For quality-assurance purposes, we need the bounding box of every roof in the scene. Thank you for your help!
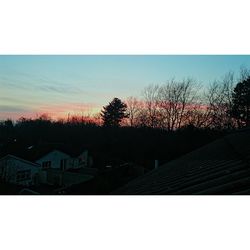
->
[0,154,40,167]
[112,128,250,195]
[13,143,87,162]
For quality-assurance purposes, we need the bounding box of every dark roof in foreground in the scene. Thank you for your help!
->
[112,129,250,195]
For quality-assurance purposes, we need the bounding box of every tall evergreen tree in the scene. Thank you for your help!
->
[231,77,250,127]
[101,98,128,127]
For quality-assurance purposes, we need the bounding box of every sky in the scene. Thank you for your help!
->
[1,55,250,120]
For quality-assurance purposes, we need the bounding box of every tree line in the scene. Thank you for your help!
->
[102,67,250,130]
[1,67,250,132]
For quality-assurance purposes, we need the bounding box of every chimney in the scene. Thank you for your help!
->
[154,160,159,169]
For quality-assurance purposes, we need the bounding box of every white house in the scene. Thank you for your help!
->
[34,149,93,186]
[0,155,40,186]
[35,149,90,171]
[36,150,72,170]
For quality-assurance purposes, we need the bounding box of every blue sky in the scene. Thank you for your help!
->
[1,55,250,120]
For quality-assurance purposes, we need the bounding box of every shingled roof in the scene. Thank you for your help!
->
[112,128,250,195]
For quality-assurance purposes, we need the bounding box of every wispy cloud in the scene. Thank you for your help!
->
[37,84,82,94]
[0,71,87,95]
[0,105,31,113]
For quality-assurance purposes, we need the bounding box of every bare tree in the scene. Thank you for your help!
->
[205,71,236,129]
[142,84,162,128]
[184,102,210,128]
[132,108,149,127]
[125,96,141,127]
[157,78,199,130]
[239,65,250,82]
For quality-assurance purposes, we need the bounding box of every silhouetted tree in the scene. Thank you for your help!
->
[239,65,250,82]
[142,84,162,128]
[125,96,142,127]
[4,119,14,130]
[205,72,236,129]
[231,76,250,127]
[158,78,199,130]
[101,98,128,127]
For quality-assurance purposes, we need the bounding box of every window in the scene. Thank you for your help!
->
[60,159,67,170]
[16,170,31,182]
[78,157,86,165]
[42,161,51,169]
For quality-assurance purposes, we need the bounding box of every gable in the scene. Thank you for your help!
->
[36,150,71,164]
[77,150,88,158]
[0,154,40,168]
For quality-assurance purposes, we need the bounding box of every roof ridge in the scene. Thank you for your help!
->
[0,154,40,167]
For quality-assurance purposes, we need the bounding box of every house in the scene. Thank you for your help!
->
[28,145,94,186]
[112,128,250,195]
[0,155,40,186]
[35,149,91,170]
[36,149,73,170]
[0,143,95,189]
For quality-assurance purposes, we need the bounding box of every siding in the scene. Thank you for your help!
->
[0,155,39,186]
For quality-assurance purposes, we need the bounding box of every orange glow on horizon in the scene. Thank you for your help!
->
[0,102,102,121]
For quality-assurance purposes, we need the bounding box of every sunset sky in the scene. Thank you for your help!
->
[1,55,250,120]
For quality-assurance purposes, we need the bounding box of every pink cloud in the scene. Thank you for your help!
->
[35,102,100,119]
[0,102,101,121]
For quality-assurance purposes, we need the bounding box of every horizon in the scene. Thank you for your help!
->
[1,55,250,120]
